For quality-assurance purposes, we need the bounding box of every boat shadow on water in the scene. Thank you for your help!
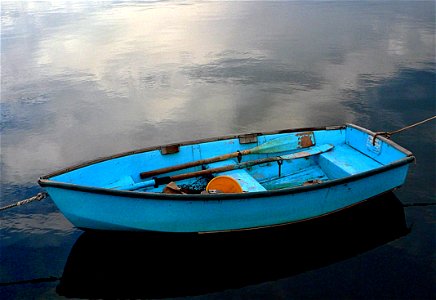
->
[57,192,409,299]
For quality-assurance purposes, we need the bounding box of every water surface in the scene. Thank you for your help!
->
[1,1,435,299]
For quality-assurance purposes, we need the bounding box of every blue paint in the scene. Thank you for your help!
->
[39,124,414,233]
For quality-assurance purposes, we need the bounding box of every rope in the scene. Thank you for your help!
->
[403,202,436,207]
[0,276,60,286]
[1,117,434,210]
[0,192,47,212]
[373,115,436,145]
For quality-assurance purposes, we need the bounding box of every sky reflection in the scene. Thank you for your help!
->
[1,1,435,190]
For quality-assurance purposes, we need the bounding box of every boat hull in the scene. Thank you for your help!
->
[41,162,410,232]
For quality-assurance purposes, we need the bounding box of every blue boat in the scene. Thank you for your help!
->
[38,124,414,233]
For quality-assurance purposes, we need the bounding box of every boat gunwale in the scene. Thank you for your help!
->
[38,156,414,201]
[38,123,415,201]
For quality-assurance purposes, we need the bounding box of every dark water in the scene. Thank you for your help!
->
[1,1,435,299]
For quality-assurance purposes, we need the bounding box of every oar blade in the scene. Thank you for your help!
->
[251,132,315,154]
[280,144,333,160]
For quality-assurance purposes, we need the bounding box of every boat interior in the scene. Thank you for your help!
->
[48,125,409,194]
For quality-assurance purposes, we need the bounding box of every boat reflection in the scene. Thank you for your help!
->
[57,192,408,299]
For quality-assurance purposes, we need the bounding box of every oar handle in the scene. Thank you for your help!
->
[122,162,249,191]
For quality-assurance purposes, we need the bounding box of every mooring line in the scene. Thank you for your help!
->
[0,276,60,286]
[373,115,436,145]
[0,192,47,212]
[403,202,436,207]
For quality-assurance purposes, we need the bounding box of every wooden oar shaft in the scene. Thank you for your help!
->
[126,144,333,191]
[140,149,250,179]
[139,133,315,179]
[169,147,327,182]
[142,155,277,188]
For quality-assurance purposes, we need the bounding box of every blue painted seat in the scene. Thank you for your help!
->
[318,144,382,179]
[207,160,267,192]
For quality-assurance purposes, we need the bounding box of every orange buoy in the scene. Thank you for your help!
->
[206,175,243,193]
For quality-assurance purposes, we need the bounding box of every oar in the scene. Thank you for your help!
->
[140,133,314,179]
[120,144,333,191]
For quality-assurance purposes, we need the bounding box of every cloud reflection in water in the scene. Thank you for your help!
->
[1,1,434,196]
